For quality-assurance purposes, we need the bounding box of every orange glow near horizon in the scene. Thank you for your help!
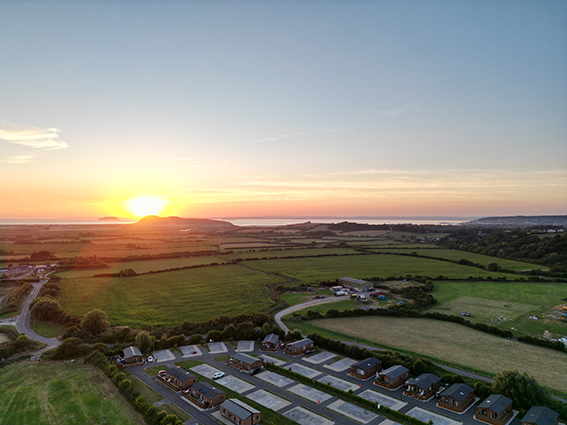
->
[125,196,169,218]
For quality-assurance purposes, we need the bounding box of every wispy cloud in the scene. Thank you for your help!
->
[0,127,68,150]
[0,155,37,164]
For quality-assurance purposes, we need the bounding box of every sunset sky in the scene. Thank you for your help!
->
[1,1,566,220]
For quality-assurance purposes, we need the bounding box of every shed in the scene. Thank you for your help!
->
[227,353,264,372]
[261,333,280,351]
[404,373,441,401]
[284,338,314,356]
[338,277,371,291]
[184,382,226,408]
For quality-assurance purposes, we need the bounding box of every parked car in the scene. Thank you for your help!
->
[213,372,225,379]
[249,368,261,375]
[158,370,166,378]
[435,387,446,398]
[147,356,154,363]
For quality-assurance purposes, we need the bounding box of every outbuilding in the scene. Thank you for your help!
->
[348,357,382,380]
[375,365,409,390]
[437,383,475,412]
[338,277,371,291]
[220,399,261,425]
[284,338,314,356]
[475,394,513,425]
[404,373,441,401]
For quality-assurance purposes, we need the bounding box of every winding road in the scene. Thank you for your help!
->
[0,274,61,353]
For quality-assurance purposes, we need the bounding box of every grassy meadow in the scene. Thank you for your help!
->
[55,255,226,278]
[0,361,144,425]
[305,316,567,393]
[372,248,543,270]
[245,254,510,283]
[58,264,287,327]
[425,281,567,336]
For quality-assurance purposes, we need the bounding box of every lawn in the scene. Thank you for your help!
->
[0,361,144,425]
[57,264,287,327]
[55,255,226,278]
[30,319,67,338]
[307,316,567,393]
[244,254,510,284]
[372,248,543,270]
[426,281,567,336]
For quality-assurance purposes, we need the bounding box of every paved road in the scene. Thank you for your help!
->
[0,274,61,353]
[275,295,350,333]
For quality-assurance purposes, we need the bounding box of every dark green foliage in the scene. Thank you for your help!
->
[81,309,110,335]
[135,330,155,352]
[492,370,551,410]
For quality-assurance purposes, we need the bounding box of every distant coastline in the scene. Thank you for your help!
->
[0,217,469,226]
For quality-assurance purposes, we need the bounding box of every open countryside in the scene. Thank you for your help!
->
[306,316,567,392]
[0,361,144,425]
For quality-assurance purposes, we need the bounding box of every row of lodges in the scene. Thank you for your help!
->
[345,357,560,425]
[371,363,560,425]
[156,367,261,424]
[261,334,315,356]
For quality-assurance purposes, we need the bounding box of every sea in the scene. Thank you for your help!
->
[0,217,474,226]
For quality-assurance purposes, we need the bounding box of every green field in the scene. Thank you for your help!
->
[55,256,226,278]
[305,316,567,393]
[0,361,144,425]
[244,254,510,284]
[372,248,543,270]
[426,281,567,336]
[219,247,360,261]
[58,264,287,327]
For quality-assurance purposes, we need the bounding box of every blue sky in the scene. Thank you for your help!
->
[1,0,565,218]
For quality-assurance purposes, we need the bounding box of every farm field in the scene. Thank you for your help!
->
[219,247,361,261]
[244,254,510,284]
[372,248,543,270]
[58,264,287,327]
[0,361,144,425]
[308,316,567,392]
[425,281,567,336]
[55,255,226,278]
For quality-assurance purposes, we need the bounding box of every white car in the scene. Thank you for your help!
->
[213,372,225,379]
[147,356,154,363]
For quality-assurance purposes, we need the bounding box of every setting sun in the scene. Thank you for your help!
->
[125,196,168,218]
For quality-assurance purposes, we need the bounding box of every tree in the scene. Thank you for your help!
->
[81,309,110,335]
[30,297,64,321]
[492,370,550,408]
[135,330,155,353]
[486,262,501,272]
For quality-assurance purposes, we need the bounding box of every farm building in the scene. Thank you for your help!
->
[404,373,441,401]
[122,346,144,366]
[183,382,225,408]
[261,333,280,351]
[338,277,371,291]
[285,338,314,356]
[475,394,513,425]
[521,406,559,425]
[227,353,264,372]
[375,365,409,390]
[437,383,475,412]
[348,357,382,380]
[158,367,197,392]
[220,399,261,425]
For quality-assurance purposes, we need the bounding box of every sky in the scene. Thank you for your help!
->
[1,0,566,220]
